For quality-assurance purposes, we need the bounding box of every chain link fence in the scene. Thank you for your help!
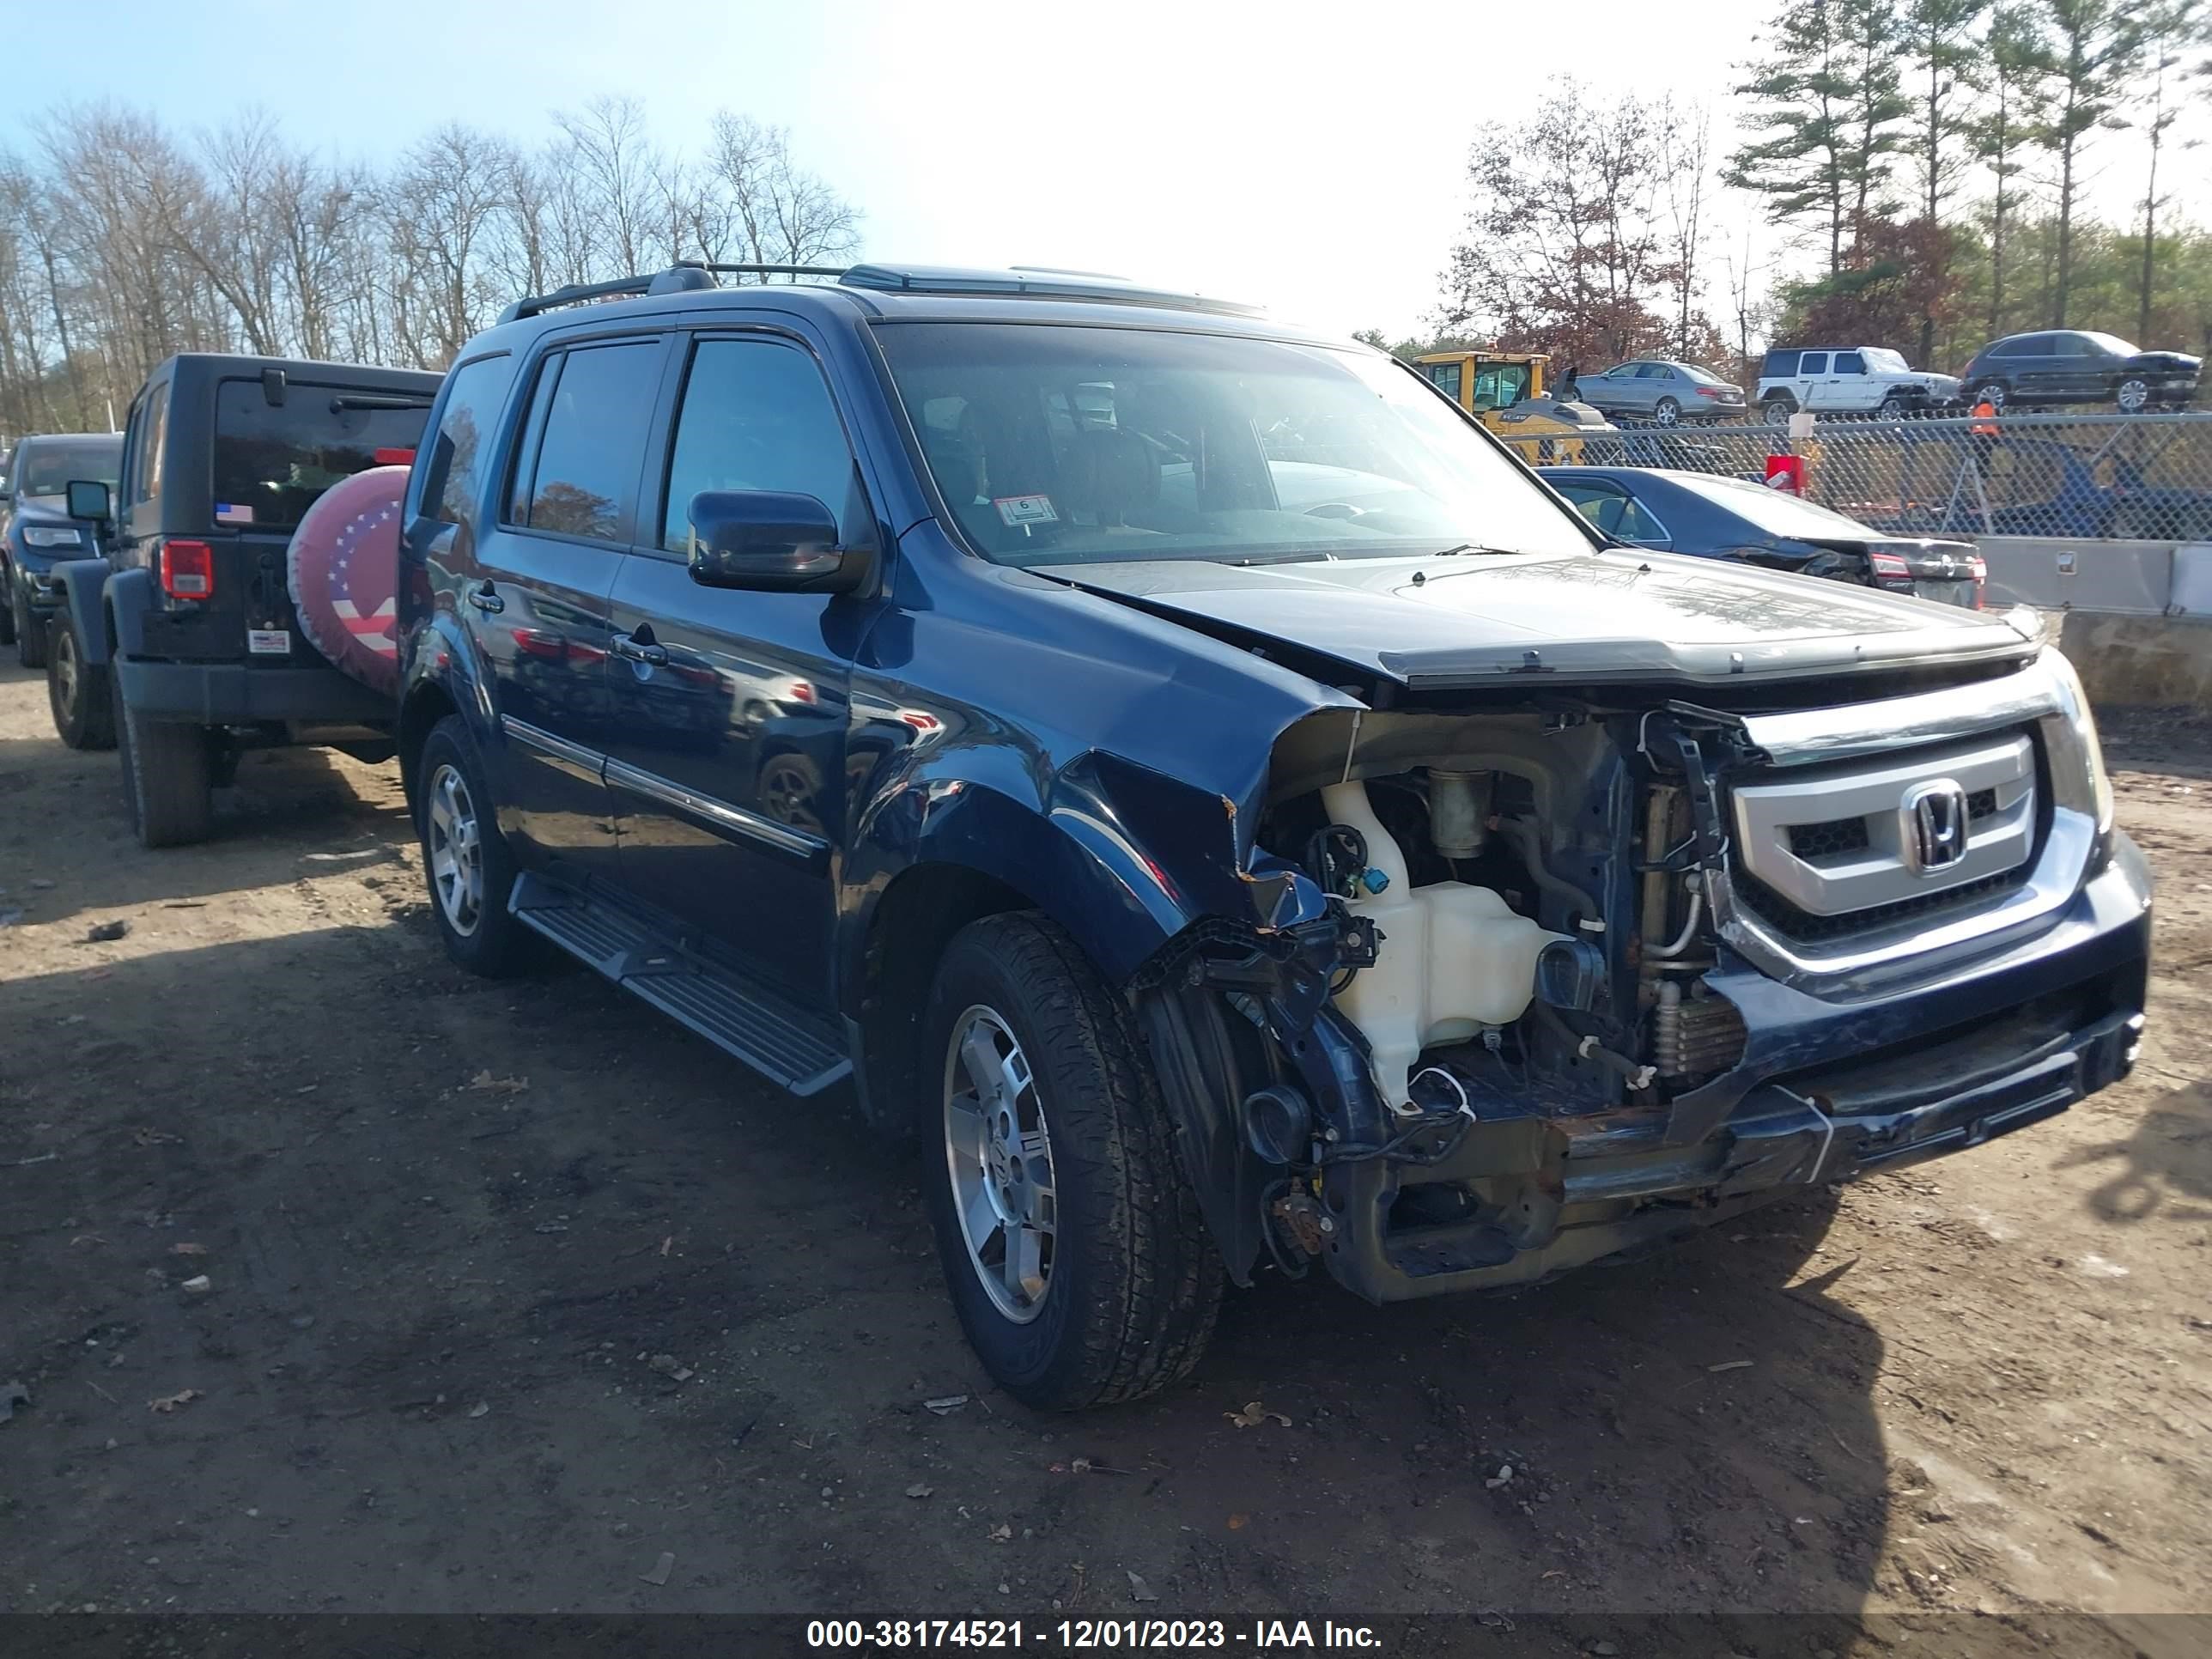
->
[1494,411,2212,543]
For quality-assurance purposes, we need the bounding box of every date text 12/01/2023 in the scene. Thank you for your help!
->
[805,1620,1384,1650]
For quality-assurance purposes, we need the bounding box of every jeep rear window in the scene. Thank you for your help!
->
[1764,350,1800,376]
[210,381,431,531]
[877,323,1597,568]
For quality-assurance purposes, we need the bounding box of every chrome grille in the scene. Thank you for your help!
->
[1729,732,2037,922]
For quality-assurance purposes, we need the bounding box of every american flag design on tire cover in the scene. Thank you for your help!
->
[286,465,409,698]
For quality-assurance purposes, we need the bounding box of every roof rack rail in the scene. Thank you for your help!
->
[496,261,852,325]
[495,260,1261,326]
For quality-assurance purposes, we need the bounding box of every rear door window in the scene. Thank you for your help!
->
[1800,352,1829,375]
[507,341,665,544]
[211,380,430,530]
[1833,352,1866,375]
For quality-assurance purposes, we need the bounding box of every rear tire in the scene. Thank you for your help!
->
[14,591,46,668]
[0,581,15,647]
[1762,397,1796,427]
[416,714,542,978]
[1972,380,2008,410]
[2116,377,2150,415]
[114,678,215,848]
[923,911,1223,1411]
[47,619,115,750]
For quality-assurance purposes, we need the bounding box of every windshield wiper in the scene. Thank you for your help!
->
[1427,544,1521,557]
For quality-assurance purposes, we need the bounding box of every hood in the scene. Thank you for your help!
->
[1054,550,2035,690]
[1914,373,1961,391]
[2126,350,2201,372]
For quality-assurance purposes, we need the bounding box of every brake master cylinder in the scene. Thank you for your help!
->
[1320,781,1562,1113]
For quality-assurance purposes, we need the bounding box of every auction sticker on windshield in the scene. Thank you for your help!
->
[994,493,1058,526]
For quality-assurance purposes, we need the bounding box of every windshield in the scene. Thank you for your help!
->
[1680,363,1732,386]
[1864,349,1911,374]
[2081,331,2138,356]
[874,323,1597,568]
[1665,472,1877,538]
[16,437,121,497]
[212,380,429,530]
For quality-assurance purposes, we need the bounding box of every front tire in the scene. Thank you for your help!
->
[416,714,541,977]
[14,590,46,668]
[47,619,116,750]
[1878,393,1907,418]
[1653,397,1680,426]
[1972,380,2008,410]
[114,678,214,848]
[924,912,1222,1411]
[2116,377,2150,414]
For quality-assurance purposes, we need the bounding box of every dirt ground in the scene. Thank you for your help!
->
[2,659,2208,1652]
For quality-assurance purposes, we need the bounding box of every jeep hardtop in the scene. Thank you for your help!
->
[395,262,2150,1409]
[46,353,440,843]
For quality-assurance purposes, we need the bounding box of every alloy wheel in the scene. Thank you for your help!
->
[942,1005,1057,1323]
[52,624,78,710]
[2117,378,2150,414]
[426,762,484,937]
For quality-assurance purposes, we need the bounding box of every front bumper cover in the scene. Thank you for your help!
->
[1321,835,2153,1304]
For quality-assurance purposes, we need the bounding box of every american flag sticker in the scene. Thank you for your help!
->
[215,502,254,525]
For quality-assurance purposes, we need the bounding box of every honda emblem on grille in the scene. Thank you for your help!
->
[1900,779,1971,874]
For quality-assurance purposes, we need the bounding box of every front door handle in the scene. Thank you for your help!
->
[466,583,504,614]
[611,633,668,666]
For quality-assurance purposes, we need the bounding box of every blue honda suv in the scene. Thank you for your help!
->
[396,263,2151,1409]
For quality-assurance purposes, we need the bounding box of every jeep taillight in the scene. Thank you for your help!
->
[160,540,216,600]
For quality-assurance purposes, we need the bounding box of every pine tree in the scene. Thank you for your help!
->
[1975,6,2058,335]
[1904,0,1993,361]
[2039,0,2146,325]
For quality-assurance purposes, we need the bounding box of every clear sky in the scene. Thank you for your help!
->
[2,0,2199,340]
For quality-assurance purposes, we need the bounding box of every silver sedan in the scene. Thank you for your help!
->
[1571,360,1747,425]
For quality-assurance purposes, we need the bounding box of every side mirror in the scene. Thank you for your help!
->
[65,479,112,523]
[685,489,871,594]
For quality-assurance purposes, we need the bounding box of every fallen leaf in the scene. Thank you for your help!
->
[1227,1513,1249,1531]
[1707,1359,1754,1374]
[131,1127,180,1147]
[467,1070,528,1095]
[1127,1571,1159,1603]
[149,1389,201,1413]
[467,1401,489,1419]
[640,1551,674,1586]
[923,1394,969,1415]
[179,1275,212,1295]
[988,1523,1012,1543]
[905,1483,933,1499]
[1224,1401,1291,1429]
[169,1243,209,1256]
[86,919,131,942]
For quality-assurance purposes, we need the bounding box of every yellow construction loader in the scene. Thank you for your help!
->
[1413,349,1619,465]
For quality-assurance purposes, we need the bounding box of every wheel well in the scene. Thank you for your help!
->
[398,682,458,813]
[856,862,1032,1137]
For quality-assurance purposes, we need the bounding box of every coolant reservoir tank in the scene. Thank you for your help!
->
[1320,781,1565,1111]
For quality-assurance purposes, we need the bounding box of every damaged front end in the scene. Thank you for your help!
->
[1127,652,2151,1303]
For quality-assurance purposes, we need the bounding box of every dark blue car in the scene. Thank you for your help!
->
[381,262,2146,1408]
[2,432,121,668]
[1542,465,1986,606]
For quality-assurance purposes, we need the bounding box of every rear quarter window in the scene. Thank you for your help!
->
[1763,350,1801,377]
[211,380,431,531]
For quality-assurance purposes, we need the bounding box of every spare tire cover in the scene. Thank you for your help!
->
[287,465,408,697]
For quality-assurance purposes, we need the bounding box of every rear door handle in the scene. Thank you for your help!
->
[467,584,504,614]
[611,633,668,666]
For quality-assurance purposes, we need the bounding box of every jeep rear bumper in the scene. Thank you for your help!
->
[116,658,392,727]
[1320,834,2153,1304]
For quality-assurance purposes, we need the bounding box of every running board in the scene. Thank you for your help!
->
[508,872,851,1097]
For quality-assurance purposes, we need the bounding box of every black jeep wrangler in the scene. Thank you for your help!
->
[47,354,440,844]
